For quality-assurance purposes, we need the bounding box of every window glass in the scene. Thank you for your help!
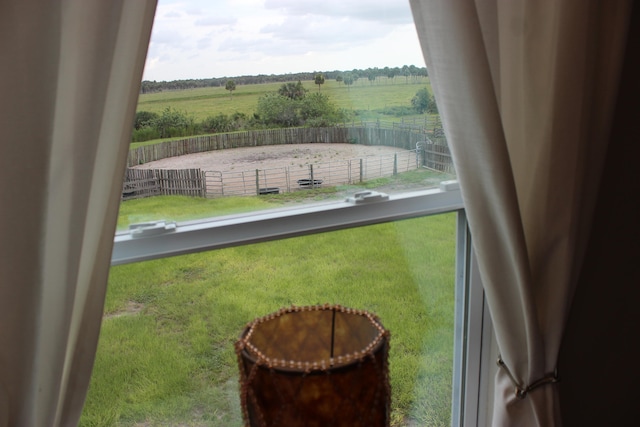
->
[89,214,456,426]
[120,0,454,229]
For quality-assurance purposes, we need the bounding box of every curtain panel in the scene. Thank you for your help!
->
[409,0,631,425]
[0,1,156,426]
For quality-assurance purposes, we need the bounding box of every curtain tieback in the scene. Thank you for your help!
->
[497,357,559,399]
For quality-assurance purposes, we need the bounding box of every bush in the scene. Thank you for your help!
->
[134,111,159,130]
[132,87,351,142]
[130,108,201,142]
[201,112,249,134]
[154,107,197,138]
[255,93,302,127]
[300,93,334,121]
[230,112,249,130]
[411,88,438,114]
[379,106,416,116]
[254,89,349,128]
[132,127,160,142]
[201,113,233,134]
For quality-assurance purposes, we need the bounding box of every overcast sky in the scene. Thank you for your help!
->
[142,0,427,82]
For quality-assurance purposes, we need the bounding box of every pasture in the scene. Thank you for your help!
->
[137,77,434,122]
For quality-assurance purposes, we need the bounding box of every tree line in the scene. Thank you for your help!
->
[140,65,428,94]
[133,82,436,142]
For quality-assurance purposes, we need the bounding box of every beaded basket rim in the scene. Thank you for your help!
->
[235,304,390,373]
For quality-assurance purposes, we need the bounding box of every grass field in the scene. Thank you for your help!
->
[137,77,434,123]
[82,192,457,427]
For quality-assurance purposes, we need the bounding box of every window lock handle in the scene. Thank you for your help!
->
[345,191,389,204]
[129,220,177,238]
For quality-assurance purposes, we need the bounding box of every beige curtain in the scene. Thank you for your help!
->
[0,1,156,426]
[409,0,631,425]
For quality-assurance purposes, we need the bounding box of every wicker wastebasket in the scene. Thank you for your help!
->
[235,304,390,427]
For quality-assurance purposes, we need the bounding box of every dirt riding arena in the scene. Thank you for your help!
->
[132,143,406,171]
[132,143,419,196]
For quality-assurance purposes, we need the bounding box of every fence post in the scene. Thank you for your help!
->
[286,166,290,193]
[416,141,425,168]
[359,158,363,183]
[200,169,205,197]
[255,169,260,195]
[310,164,315,188]
[393,153,398,176]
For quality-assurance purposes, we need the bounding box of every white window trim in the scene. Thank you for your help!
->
[111,183,489,427]
[112,185,463,265]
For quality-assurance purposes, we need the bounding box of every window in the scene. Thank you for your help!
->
[84,1,489,425]
[94,187,488,426]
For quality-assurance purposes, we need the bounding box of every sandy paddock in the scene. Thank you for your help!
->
[131,143,423,196]
[132,143,407,172]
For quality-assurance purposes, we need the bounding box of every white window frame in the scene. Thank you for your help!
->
[111,183,489,426]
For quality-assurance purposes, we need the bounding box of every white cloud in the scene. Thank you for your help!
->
[263,0,413,24]
[141,0,425,81]
[195,16,237,26]
[260,14,395,47]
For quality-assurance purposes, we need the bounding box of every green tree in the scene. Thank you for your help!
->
[411,88,438,114]
[335,74,343,85]
[314,73,325,92]
[402,65,410,84]
[343,73,354,90]
[278,80,307,100]
[225,79,236,99]
[386,68,396,83]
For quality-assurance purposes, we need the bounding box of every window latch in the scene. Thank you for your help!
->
[345,190,389,204]
[129,220,177,238]
[439,180,459,191]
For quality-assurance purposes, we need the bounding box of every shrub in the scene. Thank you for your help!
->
[300,92,334,121]
[379,106,416,116]
[201,113,233,134]
[134,111,159,130]
[255,93,302,127]
[153,107,197,138]
[132,127,161,142]
[411,88,438,114]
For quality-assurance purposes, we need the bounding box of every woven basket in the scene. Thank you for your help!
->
[236,304,390,427]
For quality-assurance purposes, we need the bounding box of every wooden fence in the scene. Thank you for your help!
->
[127,126,444,167]
[122,168,204,200]
[123,125,453,200]
[421,141,455,174]
[204,150,422,197]
[123,146,452,200]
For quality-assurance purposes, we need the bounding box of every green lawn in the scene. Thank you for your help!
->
[82,195,457,427]
[137,78,434,122]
